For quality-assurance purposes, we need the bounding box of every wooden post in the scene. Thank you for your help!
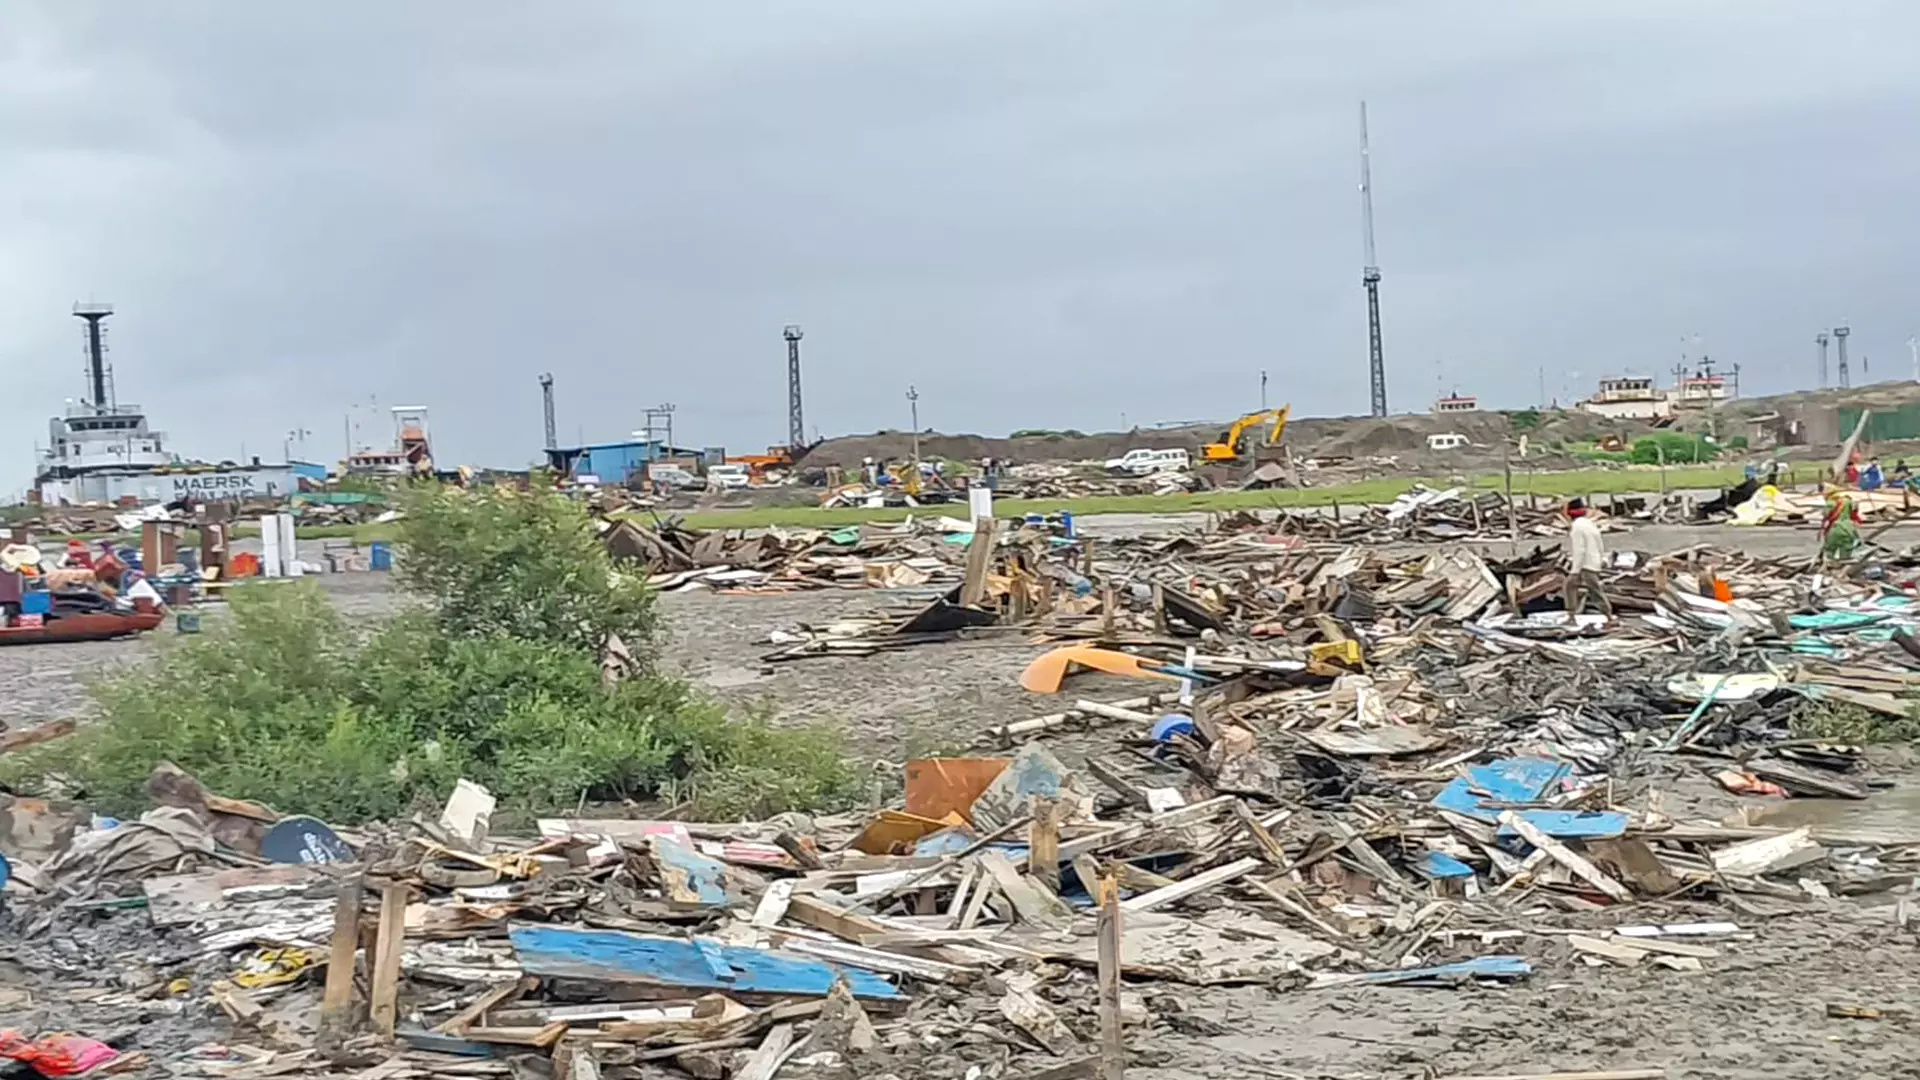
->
[960,518,996,608]
[1096,874,1125,1080]
[1101,580,1117,637]
[1029,796,1062,892]
[317,872,366,1046]
[1150,582,1168,635]
[1502,450,1518,553]
[369,880,410,1038]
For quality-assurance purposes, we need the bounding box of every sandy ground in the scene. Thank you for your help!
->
[6,520,1920,1077]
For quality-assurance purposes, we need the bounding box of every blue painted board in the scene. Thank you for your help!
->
[1417,851,1477,879]
[1495,810,1628,841]
[1430,757,1569,823]
[509,925,905,1001]
[653,838,729,907]
[1341,955,1531,986]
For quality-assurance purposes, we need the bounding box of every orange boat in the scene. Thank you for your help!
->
[0,609,164,646]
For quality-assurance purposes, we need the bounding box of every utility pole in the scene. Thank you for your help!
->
[1909,336,1918,383]
[906,385,921,468]
[1835,324,1852,389]
[783,325,806,451]
[538,373,557,449]
[1260,370,1268,411]
[1817,332,1830,388]
[1359,101,1387,417]
[1537,366,1546,410]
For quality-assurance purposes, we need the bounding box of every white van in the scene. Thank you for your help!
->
[1427,433,1469,451]
[1105,448,1192,476]
[706,463,751,491]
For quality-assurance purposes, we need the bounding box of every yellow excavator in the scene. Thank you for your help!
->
[1201,405,1290,463]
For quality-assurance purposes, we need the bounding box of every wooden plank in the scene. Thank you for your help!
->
[433,976,536,1035]
[1567,934,1647,967]
[464,1022,567,1048]
[1095,874,1124,1080]
[959,874,997,930]
[1499,811,1632,903]
[736,1023,797,1080]
[751,880,795,929]
[1057,795,1235,862]
[0,718,76,755]
[1120,857,1260,913]
[317,872,365,1040]
[1613,935,1716,959]
[1230,800,1289,866]
[369,881,410,1038]
[944,864,978,925]
[1083,758,1152,809]
[773,934,976,985]
[978,849,1070,928]
[783,893,891,944]
[1029,797,1063,893]
[1710,826,1822,877]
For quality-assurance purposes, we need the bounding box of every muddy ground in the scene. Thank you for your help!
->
[4,520,1920,1077]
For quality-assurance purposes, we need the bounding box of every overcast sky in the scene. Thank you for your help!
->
[4,1,1918,487]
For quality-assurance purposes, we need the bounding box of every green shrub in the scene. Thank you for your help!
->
[3,486,861,823]
[1631,432,1718,465]
[1509,409,1542,431]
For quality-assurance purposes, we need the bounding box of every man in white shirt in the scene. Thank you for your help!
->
[1564,498,1612,617]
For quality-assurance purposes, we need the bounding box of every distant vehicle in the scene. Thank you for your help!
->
[1201,405,1291,463]
[706,463,751,491]
[1427,433,1469,451]
[1105,448,1191,476]
[649,464,699,489]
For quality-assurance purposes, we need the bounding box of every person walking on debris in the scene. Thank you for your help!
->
[1563,498,1612,617]
[1822,485,1863,562]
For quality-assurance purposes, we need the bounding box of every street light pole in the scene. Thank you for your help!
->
[906,385,921,468]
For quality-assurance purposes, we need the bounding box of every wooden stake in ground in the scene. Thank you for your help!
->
[1029,796,1063,892]
[317,872,366,1046]
[961,518,998,609]
[1096,873,1124,1080]
[369,880,410,1038]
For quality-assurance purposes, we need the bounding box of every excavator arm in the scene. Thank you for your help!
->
[1201,405,1290,462]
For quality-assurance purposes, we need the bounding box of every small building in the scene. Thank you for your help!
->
[543,440,712,484]
[1672,374,1729,409]
[1579,376,1672,420]
[1433,394,1478,415]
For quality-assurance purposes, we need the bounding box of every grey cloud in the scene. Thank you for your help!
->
[4,1,1919,491]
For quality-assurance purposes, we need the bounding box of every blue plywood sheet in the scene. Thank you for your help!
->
[653,839,729,907]
[1417,851,1477,879]
[1495,810,1627,841]
[509,925,905,1001]
[1430,757,1569,823]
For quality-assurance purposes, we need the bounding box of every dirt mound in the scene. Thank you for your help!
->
[802,425,1216,468]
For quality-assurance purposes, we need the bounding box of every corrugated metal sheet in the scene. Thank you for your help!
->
[1841,405,1920,443]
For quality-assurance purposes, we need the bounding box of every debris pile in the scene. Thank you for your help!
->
[606,516,1016,594]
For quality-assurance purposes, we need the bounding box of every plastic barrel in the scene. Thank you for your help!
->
[369,542,392,571]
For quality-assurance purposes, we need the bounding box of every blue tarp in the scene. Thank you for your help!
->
[509,925,905,1001]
